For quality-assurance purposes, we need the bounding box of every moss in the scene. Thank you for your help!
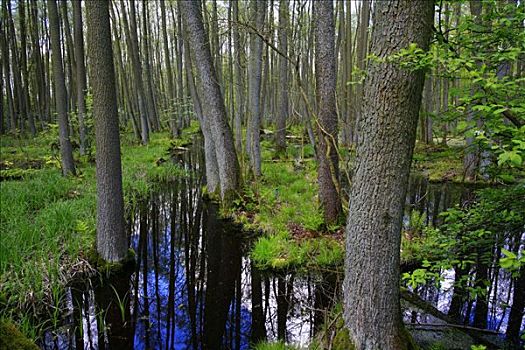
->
[0,320,39,350]
[412,142,465,183]
[85,247,136,274]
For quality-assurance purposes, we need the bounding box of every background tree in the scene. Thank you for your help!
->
[313,0,341,225]
[180,0,240,202]
[73,0,87,155]
[47,0,76,176]
[246,0,266,177]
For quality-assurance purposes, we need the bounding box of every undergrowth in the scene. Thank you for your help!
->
[0,130,187,342]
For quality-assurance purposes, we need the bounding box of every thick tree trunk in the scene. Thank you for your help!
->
[86,0,127,262]
[182,25,220,195]
[313,0,341,225]
[73,0,88,155]
[180,0,240,202]
[47,0,76,176]
[343,1,433,349]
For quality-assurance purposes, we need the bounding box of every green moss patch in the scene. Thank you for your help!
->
[0,320,39,350]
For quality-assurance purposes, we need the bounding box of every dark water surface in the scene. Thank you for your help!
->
[41,142,520,349]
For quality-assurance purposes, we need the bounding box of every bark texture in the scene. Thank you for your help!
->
[275,0,289,152]
[313,0,341,225]
[343,1,434,349]
[247,0,266,177]
[47,0,76,176]
[73,0,88,155]
[86,0,128,262]
[180,0,240,202]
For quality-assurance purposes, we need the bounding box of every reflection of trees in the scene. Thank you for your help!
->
[71,140,328,350]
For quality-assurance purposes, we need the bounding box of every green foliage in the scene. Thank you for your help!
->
[470,345,486,350]
[430,1,525,180]
[401,184,525,296]
[402,267,441,290]
[499,248,525,277]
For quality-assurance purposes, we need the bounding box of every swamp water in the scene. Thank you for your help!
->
[42,143,333,350]
[41,142,519,349]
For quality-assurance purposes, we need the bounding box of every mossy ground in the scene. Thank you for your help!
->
[0,320,39,350]
[412,141,466,183]
[0,129,192,341]
[231,136,345,272]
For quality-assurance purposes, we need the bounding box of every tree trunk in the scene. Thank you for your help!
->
[29,1,47,126]
[47,0,76,176]
[343,1,433,349]
[232,0,244,154]
[247,0,266,177]
[506,264,525,346]
[19,0,36,136]
[73,0,88,155]
[275,0,289,153]
[141,1,160,131]
[180,0,240,202]
[463,0,483,181]
[313,0,341,225]
[1,3,15,132]
[86,0,127,262]
[182,21,220,195]
[121,0,149,144]
[160,0,177,137]
[353,0,371,145]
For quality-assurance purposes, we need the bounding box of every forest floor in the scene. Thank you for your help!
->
[0,128,196,340]
[233,132,470,274]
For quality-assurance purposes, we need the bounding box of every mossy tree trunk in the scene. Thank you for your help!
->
[343,1,434,349]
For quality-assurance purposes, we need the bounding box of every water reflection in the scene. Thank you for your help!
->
[403,176,524,347]
[43,141,323,350]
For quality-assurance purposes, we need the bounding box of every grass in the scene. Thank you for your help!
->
[253,341,299,350]
[0,128,191,342]
[232,136,345,272]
